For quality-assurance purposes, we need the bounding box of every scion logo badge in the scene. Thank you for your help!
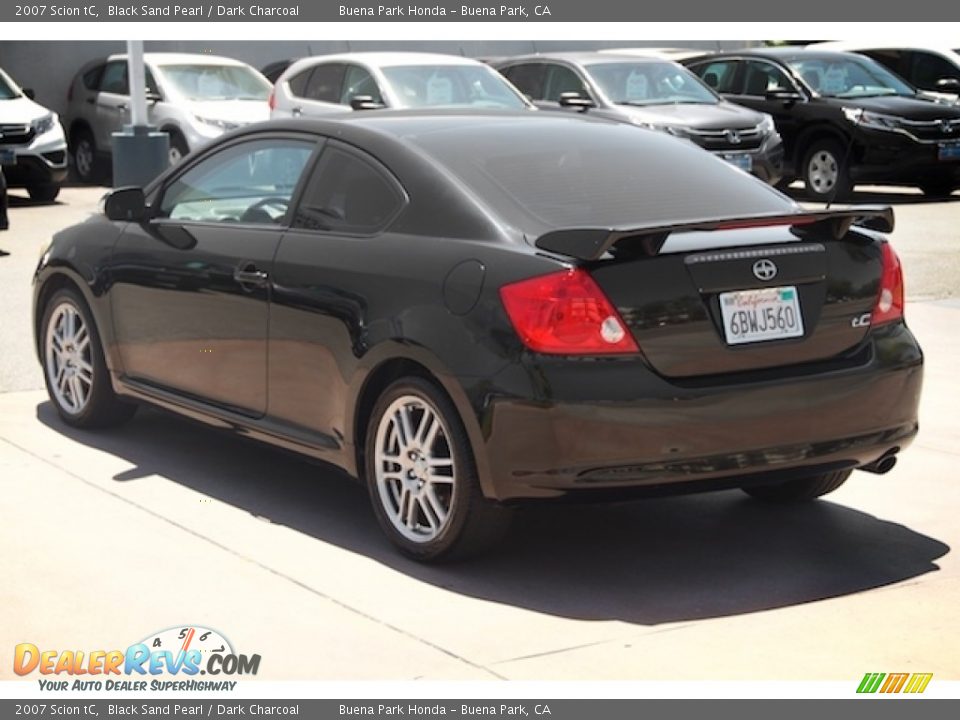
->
[857,672,933,694]
[752,259,777,281]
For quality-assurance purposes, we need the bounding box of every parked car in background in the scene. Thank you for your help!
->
[0,67,67,201]
[599,47,713,62]
[261,58,300,85]
[33,111,921,560]
[65,53,272,182]
[809,42,960,99]
[495,52,784,184]
[270,52,533,118]
[685,48,960,199]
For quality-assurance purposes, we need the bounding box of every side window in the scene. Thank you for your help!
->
[287,69,312,98]
[543,64,589,102]
[909,51,960,90]
[502,63,546,100]
[99,62,128,95]
[82,64,105,91]
[304,63,345,103]
[159,138,314,225]
[743,60,794,96]
[690,60,741,94]
[145,68,160,97]
[293,144,404,234]
[341,65,383,104]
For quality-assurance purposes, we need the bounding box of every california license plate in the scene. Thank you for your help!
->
[720,286,804,345]
[938,142,960,161]
[0,148,15,165]
[721,153,753,172]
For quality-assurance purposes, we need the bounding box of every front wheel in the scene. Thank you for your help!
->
[742,469,852,502]
[41,287,137,428]
[27,184,61,202]
[167,132,189,166]
[364,377,511,562]
[919,180,957,199]
[802,139,851,201]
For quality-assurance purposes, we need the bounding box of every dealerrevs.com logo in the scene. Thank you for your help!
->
[14,626,261,691]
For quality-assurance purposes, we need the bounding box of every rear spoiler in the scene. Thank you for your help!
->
[534,205,894,262]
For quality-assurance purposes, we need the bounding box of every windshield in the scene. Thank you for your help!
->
[380,65,529,109]
[585,61,718,105]
[0,70,20,100]
[787,56,915,98]
[158,64,271,101]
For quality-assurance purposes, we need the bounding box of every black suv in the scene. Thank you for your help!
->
[684,48,960,199]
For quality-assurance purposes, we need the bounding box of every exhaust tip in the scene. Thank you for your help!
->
[862,454,898,475]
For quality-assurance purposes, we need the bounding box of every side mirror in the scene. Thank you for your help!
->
[349,95,385,111]
[935,77,960,92]
[103,187,146,222]
[145,91,162,104]
[23,87,36,100]
[558,92,594,110]
[765,89,802,103]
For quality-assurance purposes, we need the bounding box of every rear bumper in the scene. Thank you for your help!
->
[470,322,922,501]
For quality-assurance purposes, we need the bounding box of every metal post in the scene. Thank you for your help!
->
[127,40,148,128]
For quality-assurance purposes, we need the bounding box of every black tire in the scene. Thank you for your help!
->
[40,287,137,429]
[802,139,852,201]
[364,376,512,562]
[919,180,957,199]
[166,131,190,167]
[742,470,852,502]
[70,127,100,184]
[27,184,61,202]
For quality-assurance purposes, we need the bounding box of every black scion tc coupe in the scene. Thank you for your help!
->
[33,112,923,561]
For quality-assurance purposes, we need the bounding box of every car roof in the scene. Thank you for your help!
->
[287,52,486,69]
[496,51,671,66]
[105,52,252,67]
[695,47,864,63]
[809,41,960,54]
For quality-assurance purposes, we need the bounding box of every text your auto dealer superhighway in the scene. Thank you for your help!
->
[106,4,300,16]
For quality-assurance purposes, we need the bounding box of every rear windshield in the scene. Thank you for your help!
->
[158,64,271,101]
[0,70,20,100]
[380,65,528,109]
[407,117,792,231]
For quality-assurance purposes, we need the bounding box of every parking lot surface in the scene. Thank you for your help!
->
[1,185,958,680]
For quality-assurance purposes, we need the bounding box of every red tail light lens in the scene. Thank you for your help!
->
[871,242,905,326]
[268,90,276,111]
[499,268,639,355]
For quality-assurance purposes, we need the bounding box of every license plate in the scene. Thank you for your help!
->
[721,153,753,172]
[938,142,960,161]
[720,286,804,345]
[0,149,16,166]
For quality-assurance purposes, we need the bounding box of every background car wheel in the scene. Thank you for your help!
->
[41,287,137,429]
[167,132,189,166]
[71,128,100,184]
[364,377,511,562]
[27,184,61,202]
[919,180,957,199]
[802,139,851,201]
[742,469,852,502]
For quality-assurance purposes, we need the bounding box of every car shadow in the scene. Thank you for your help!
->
[781,184,959,205]
[6,194,65,208]
[36,401,949,626]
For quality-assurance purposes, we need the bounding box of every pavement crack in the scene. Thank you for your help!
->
[0,433,506,680]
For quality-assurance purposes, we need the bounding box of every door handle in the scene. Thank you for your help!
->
[291,106,303,117]
[117,103,128,111]
[234,263,269,289]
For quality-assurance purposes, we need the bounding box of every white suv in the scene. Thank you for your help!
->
[270,52,533,118]
[65,53,272,183]
[0,67,67,201]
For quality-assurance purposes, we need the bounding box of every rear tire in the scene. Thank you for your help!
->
[802,139,852,201]
[71,127,100,184]
[40,287,137,429]
[166,131,189,167]
[919,180,957,199]
[364,376,511,562]
[742,470,852,502]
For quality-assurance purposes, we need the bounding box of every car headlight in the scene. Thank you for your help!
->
[843,107,902,130]
[193,115,240,131]
[635,121,687,137]
[757,114,776,135]
[31,113,57,135]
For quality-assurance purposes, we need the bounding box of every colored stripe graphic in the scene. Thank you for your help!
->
[880,673,909,693]
[857,673,886,693]
[904,673,934,694]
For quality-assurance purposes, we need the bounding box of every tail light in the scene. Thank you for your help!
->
[871,242,905,325]
[268,90,276,111]
[499,268,639,355]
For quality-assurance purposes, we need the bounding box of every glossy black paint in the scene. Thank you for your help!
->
[684,49,960,187]
[33,112,923,502]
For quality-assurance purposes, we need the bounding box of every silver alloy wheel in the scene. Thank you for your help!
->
[75,139,94,179]
[45,301,93,414]
[807,149,839,194]
[373,395,456,543]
